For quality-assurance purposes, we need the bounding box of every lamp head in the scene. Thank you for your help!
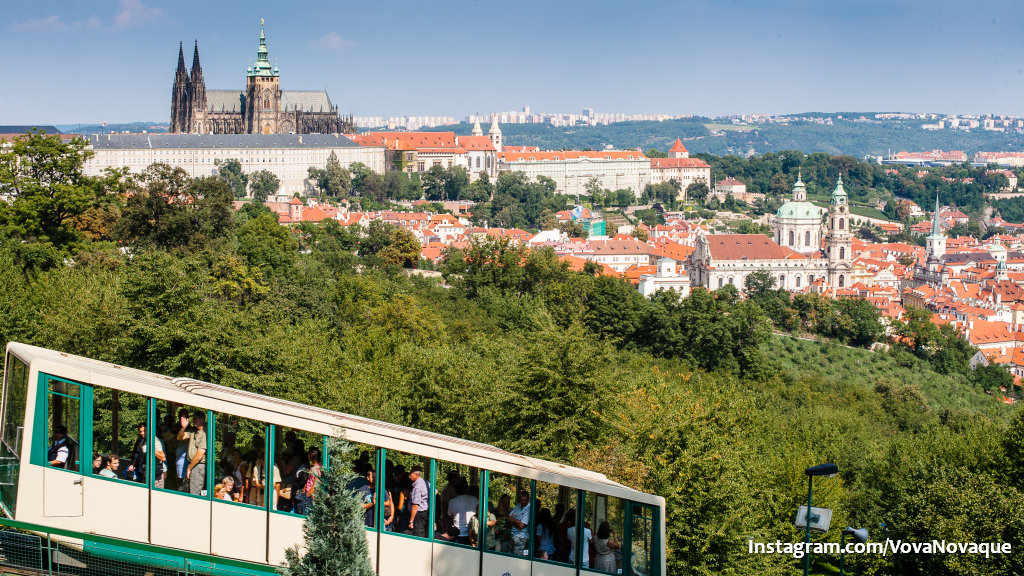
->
[805,463,839,477]
[843,527,869,543]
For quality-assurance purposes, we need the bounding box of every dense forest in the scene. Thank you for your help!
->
[1,134,1023,575]
[431,117,1024,158]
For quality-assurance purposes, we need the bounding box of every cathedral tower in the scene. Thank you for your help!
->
[245,22,281,134]
[925,193,946,262]
[825,175,853,288]
[189,41,207,133]
[170,43,191,133]
[488,116,502,152]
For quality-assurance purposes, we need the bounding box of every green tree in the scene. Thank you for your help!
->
[215,158,248,198]
[379,226,421,268]
[249,170,280,202]
[0,132,98,266]
[685,179,709,203]
[282,438,374,576]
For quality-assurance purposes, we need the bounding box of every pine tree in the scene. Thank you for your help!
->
[281,438,374,576]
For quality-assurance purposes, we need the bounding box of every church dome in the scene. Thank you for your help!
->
[776,200,821,219]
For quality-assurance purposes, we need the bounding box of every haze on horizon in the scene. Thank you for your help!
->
[3,0,1024,125]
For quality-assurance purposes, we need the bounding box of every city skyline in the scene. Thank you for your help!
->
[4,0,1024,125]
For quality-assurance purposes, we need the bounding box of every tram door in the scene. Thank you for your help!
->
[42,377,83,517]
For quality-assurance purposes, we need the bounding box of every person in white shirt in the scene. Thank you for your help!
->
[566,510,592,569]
[446,482,478,545]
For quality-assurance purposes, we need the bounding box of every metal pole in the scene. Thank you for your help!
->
[804,476,812,576]
[839,530,846,576]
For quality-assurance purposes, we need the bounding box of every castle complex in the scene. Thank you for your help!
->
[170,23,354,135]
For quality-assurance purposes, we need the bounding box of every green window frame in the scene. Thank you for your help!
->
[33,374,87,474]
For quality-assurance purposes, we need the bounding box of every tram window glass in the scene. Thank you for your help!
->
[45,378,81,472]
[271,427,322,515]
[214,413,265,506]
[434,461,481,547]
[334,441,382,529]
[155,401,208,495]
[486,472,531,556]
[91,387,148,482]
[535,480,573,564]
[630,505,655,576]
[383,450,431,540]
[1,355,28,514]
[584,492,626,574]
[2,355,28,458]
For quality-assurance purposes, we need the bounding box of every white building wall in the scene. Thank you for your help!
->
[498,158,651,197]
[83,144,387,196]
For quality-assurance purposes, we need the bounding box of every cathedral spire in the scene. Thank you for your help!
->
[248,19,277,77]
[175,42,189,81]
[191,40,203,79]
[931,193,941,237]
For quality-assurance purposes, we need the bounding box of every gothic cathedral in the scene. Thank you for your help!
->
[170,23,355,135]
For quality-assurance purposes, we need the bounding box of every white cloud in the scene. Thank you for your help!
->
[308,31,356,51]
[11,14,101,31]
[113,0,162,29]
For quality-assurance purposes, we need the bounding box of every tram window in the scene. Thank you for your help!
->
[214,414,265,506]
[1,355,28,513]
[45,379,81,472]
[630,505,655,576]
[434,461,481,547]
[335,441,383,529]
[486,472,531,556]
[91,387,148,483]
[383,450,431,540]
[271,427,322,515]
[155,401,208,496]
[535,480,573,564]
[584,492,626,574]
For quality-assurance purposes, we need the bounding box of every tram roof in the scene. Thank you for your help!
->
[7,342,661,506]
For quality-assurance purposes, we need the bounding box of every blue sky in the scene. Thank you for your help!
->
[4,0,1024,124]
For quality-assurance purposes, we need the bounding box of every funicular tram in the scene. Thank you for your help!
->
[0,342,665,576]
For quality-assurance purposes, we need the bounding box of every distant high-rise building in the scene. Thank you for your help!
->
[169,22,354,135]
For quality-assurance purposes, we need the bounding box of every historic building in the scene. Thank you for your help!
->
[648,138,711,200]
[170,24,354,135]
[688,176,853,291]
[912,194,951,288]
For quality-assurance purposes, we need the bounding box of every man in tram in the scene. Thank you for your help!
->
[407,466,429,537]
[508,490,532,556]
[47,425,71,468]
[179,411,207,495]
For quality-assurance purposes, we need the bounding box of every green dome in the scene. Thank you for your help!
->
[776,200,821,220]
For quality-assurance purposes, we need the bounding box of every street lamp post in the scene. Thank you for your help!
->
[839,527,869,576]
[803,463,839,576]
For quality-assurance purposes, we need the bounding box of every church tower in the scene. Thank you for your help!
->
[925,193,946,262]
[825,175,853,288]
[488,116,502,152]
[189,41,207,133]
[245,21,281,134]
[471,118,483,136]
[170,42,192,133]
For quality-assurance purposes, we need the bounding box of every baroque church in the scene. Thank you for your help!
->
[688,174,854,291]
[170,24,355,135]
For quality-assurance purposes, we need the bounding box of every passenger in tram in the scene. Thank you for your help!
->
[172,409,191,482]
[357,466,378,527]
[554,506,572,562]
[565,509,591,569]
[246,451,265,507]
[127,422,165,487]
[47,425,71,469]
[478,486,497,549]
[446,480,478,545]
[437,470,460,530]
[219,476,237,501]
[180,411,208,495]
[97,454,119,478]
[213,483,226,501]
[92,454,108,476]
[492,494,513,553]
[534,508,556,560]
[592,521,621,573]
[294,448,322,515]
[508,490,532,556]
[406,465,429,537]
[224,449,245,501]
[381,475,394,531]
[274,457,296,512]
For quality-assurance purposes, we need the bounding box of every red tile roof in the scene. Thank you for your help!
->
[651,158,711,169]
[668,138,688,153]
[500,150,647,162]
[705,234,800,260]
